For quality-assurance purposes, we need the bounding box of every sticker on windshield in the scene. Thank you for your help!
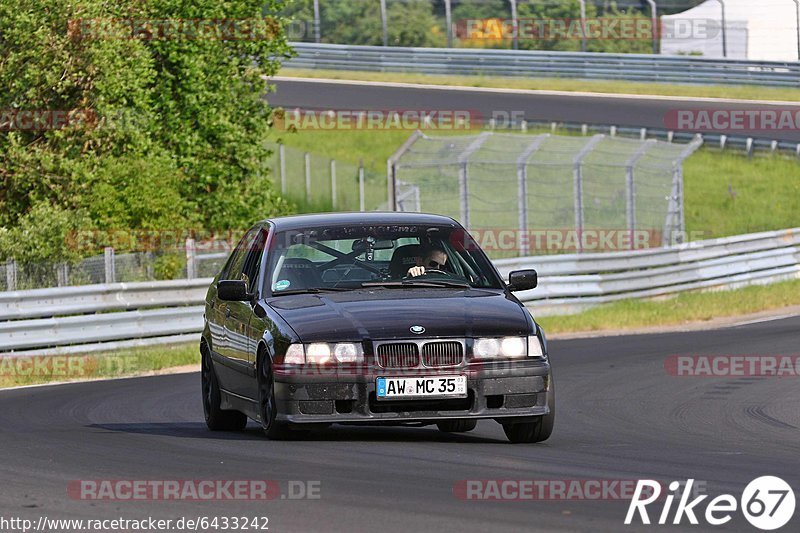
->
[274,279,291,291]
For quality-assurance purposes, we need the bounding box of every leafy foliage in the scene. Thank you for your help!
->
[0,0,294,264]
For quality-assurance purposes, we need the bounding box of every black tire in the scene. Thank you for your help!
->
[201,345,247,431]
[257,353,296,440]
[436,419,478,433]
[502,375,555,444]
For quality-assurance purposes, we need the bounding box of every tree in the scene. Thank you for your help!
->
[0,0,293,264]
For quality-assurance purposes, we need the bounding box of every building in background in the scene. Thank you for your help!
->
[660,0,799,61]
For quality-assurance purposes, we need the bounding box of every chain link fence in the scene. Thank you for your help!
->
[266,143,389,211]
[2,246,230,292]
[279,0,711,54]
[390,131,702,256]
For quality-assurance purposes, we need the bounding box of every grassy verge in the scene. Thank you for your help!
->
[537,278,800,335]
[279,68,800,102]
[0,343,198,389]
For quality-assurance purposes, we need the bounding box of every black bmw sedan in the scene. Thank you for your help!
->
[201,212,554,443]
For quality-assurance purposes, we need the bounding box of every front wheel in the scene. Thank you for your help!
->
[258,355,297,440]
[502,376,555,444]
[201,346,247,431]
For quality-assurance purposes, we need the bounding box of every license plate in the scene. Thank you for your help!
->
[376,375,467,399]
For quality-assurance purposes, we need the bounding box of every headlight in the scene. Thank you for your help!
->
[528,336,546,359]
[473,336,527,359]
[282,343,363,364]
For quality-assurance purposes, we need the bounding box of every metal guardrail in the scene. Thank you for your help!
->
[0,228,798,354]
[286,43,800,88]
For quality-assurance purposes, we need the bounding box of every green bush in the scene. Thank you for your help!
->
[0,0,294,264]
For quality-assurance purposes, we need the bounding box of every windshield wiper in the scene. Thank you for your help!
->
[402,279,471,288]
[361,279,471,289]
[271,287,352,296]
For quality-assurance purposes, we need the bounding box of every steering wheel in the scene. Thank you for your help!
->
[422,268,450,276]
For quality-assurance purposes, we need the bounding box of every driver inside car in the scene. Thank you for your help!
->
[407,246,448,277]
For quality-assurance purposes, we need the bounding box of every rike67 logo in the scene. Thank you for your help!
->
[625,477,795,530]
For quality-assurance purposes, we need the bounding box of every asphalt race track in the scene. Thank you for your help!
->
[268,78,800,143]
[1,316,798,532]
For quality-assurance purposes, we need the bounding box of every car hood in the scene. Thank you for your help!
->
[267,288,532,342]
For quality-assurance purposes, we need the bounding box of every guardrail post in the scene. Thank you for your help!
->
[185,239,196,280]
[304,152,312,202]
[104,247,116,284]
[330,159,337,209]
[359,160,366,212]
[573,135,604,252]
[6,258,17,291]
[279,143,286,195]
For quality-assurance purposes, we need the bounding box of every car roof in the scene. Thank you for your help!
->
[262,212,460,232]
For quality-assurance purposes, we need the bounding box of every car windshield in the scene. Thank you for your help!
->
[265,224,503,294]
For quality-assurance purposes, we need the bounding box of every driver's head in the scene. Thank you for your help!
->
[422,246,447,270]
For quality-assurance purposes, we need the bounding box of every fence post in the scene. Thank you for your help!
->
[578,0,587,52]
[56,264,69,287]
[444,0,453,48]
[104,247,116,284]
[185,239,196,280]
[304,152,311,203]
[330,159,337,210]
[625,141,654,235]
[6,258,17,291]
[380,0,388,46]
[279,143,286,194]
[509,0,518,50]
[645,0,658,54]
[715,0,727,58]
[313,0,321,43]
[516,134,549,257]
[573,135,604,252]
[456,132,492,231]
[359,160,366,212]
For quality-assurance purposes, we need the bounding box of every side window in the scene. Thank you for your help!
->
[221,228,259,281]
[241,228,269,294]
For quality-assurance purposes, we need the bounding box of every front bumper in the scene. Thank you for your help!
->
[273,360,551,424]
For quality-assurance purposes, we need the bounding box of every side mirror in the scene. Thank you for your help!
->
[217,279,251,301]
[508,269,538,292]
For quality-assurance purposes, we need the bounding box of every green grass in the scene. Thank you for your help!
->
[279,68,800,103]
[277,128,800,240]
[684,150,800,238]
[0,343,198,389]
[537,278,800,335]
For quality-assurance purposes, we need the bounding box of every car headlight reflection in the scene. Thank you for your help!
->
[283,343,364,364]
[472,336,546,359]
[473,336,526,358]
